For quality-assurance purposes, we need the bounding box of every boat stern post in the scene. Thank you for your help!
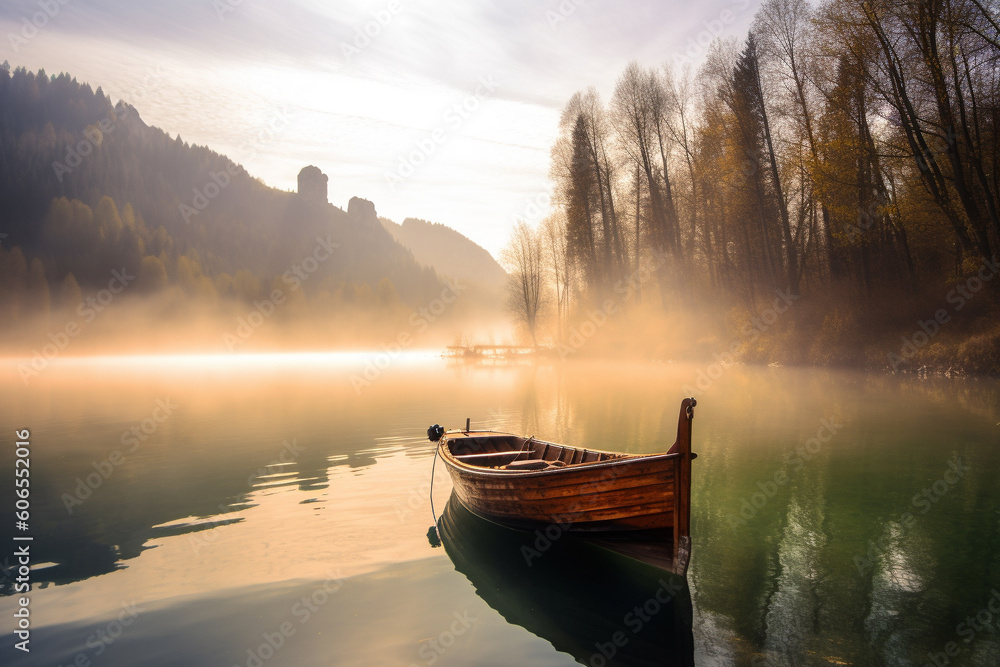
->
[668,398,696,561]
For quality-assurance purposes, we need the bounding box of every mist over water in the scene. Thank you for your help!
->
[1,354,998,665]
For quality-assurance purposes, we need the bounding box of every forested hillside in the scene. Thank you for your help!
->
[0,66,448,349]
[381,217,507,290]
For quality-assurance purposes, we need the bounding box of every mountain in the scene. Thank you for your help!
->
[381,217,507,292]
[0,66,452,346]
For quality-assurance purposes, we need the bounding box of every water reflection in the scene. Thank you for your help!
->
[1,356,999,665]
[438,493,695,667]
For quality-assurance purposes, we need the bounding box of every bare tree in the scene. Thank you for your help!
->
[754,0,830,285]
[612,62,680,260]
[502,221,546,346]
[552,90,627,292]
[663,64,703,262]
[542,213,571,342]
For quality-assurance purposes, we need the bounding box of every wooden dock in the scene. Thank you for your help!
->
[444,345,554,359]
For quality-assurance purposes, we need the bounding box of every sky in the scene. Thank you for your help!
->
[1,0,758,256]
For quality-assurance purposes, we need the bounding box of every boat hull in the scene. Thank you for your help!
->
[441,445,681,532]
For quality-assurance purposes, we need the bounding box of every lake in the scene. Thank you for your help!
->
[1,354,999,666]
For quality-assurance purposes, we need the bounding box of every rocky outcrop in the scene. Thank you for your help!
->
[297,165,328,204]
[347,196,377,222]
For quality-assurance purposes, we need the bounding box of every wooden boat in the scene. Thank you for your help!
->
[427,397,697,559]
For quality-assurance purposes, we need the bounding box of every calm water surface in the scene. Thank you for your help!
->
[1,354,999,666]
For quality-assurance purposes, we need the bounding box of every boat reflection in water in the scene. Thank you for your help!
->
[437,493,695,667]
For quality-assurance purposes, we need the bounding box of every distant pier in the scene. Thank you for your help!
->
[444,345,555,361]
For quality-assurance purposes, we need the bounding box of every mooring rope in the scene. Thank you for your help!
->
[429,444,441,526]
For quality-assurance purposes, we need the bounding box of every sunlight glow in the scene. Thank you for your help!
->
[0,350,443,371]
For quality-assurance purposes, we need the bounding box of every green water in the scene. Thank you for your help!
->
[1,355,999,666]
